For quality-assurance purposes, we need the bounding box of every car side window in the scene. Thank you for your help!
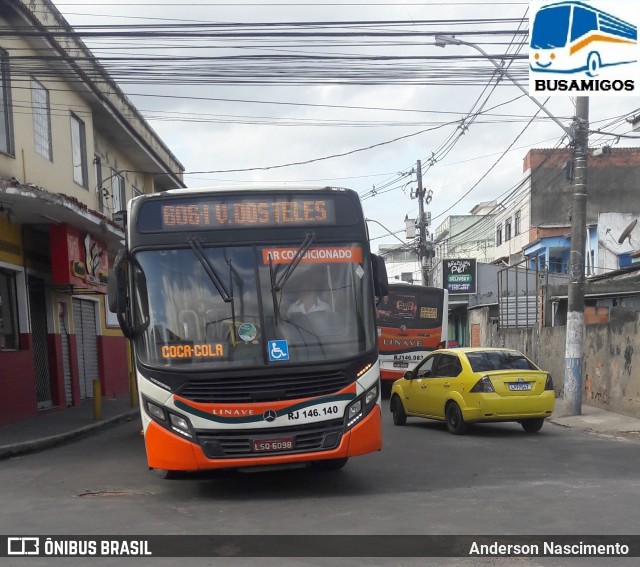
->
[415,354,438,378]
[431,354,462,378]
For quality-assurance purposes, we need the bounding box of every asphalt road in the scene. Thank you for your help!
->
[1,400,639,567]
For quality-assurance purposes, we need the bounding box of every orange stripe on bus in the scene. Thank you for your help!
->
[570,34,636,55]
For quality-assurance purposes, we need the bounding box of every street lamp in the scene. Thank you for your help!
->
[435,35,589,415]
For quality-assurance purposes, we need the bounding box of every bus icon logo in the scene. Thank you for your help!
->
[8,537,40,555]
[530,0,638,95]
[268,340,289,361]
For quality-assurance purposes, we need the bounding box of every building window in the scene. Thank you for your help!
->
[496,223,502,246]
[94,156,103,212]
[0,269,19,350]
[31,78,52,160]
[71,113,88,187]
[0,49,14,156]
[111,172,125,215]
[504,217,512,241]
[514,209,521,236]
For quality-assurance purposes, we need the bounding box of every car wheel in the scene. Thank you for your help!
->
[521,418,545,433]
[445,401,468,435]
[312,457,349,471]
[391,395,407,426]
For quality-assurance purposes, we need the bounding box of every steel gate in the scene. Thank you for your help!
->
[72,298,99,399]
[59,306,73,406]
[29,277,52,409]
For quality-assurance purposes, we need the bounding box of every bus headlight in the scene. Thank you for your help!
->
[345,381,379,430]
[169,413,193,438]
[145,400,167,421]
[144,397,193,439]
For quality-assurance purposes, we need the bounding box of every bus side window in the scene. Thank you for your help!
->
[571,7,597,42]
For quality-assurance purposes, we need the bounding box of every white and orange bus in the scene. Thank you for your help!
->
[109,186,388,476]
[377,283,448,385]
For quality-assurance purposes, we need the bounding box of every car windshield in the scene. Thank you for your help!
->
[131,242,375,369]
[466,351,536,372]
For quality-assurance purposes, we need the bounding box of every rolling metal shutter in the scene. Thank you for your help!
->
[73,298,99,399]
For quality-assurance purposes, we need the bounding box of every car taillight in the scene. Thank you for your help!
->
[545,374,554,391]
[470,376,495,393]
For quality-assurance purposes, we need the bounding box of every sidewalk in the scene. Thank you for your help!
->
[550,401,640,441]
[0,397,140,460]
[1,399,639,460]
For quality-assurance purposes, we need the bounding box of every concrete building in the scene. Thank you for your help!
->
[496,148,640,274]
[432,200,497,267]
[377,244,422,285]
[0,1,184,425]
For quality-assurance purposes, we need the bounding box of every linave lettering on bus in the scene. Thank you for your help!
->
[534,79,635,92]
[161,343,224,359]
[262,246,363,264]
[382,339,424,347]
[161,199,328,228]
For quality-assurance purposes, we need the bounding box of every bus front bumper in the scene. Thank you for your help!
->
[144,405,382,472]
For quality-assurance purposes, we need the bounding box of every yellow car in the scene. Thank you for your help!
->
[390,347,555,434]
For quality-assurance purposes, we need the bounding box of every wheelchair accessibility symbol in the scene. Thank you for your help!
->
[268,340,289,361]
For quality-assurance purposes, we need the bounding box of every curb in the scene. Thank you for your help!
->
[0,409,140,460]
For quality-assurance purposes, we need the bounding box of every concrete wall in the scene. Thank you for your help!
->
[479,308,640,419]
[583,309,640,417]
[528,149,640,227]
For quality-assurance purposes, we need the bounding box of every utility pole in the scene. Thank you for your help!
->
[415,160,433,285]
[416,160,426,284]
[563,96,589,415]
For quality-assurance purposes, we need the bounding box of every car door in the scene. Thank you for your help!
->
[425,354,463,418]
[404,354,439,415]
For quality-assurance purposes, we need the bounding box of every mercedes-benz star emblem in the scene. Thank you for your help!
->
[263,409,277,422]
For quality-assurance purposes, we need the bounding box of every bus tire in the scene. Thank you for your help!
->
[154,468,184,480]
[586,52,601,77]
[312,457,349,471]
[391,395,407,426]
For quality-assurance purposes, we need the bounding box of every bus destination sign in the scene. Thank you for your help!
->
[155,197,336,231]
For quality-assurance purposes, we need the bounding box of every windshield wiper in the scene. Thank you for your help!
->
[189,238,239,342]
[269,232,315,321]
[189,239,233,302]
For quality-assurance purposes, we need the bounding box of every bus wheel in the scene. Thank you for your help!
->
[390,396,407,426]
[586,52,601,77]
[154,468,184,480]
[312,458,349,471]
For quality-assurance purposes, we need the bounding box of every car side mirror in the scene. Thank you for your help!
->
[403,370,413,380]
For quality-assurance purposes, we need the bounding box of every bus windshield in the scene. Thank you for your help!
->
[530,5,570,49]
[376,287,443,329]
[132,242,375,369]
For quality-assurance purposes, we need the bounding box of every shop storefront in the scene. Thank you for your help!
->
[0,185,127,426]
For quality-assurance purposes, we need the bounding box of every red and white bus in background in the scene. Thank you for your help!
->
[377,283,448,384]
[109,186,388,477]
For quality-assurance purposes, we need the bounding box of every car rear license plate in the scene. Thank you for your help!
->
[508,382,532,391]
[252,437,295,453]
[393,361,409,368]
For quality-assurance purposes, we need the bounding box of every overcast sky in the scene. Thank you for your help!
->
[52,0,640,252]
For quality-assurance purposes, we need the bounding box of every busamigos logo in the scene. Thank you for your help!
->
[529,0,638,95]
